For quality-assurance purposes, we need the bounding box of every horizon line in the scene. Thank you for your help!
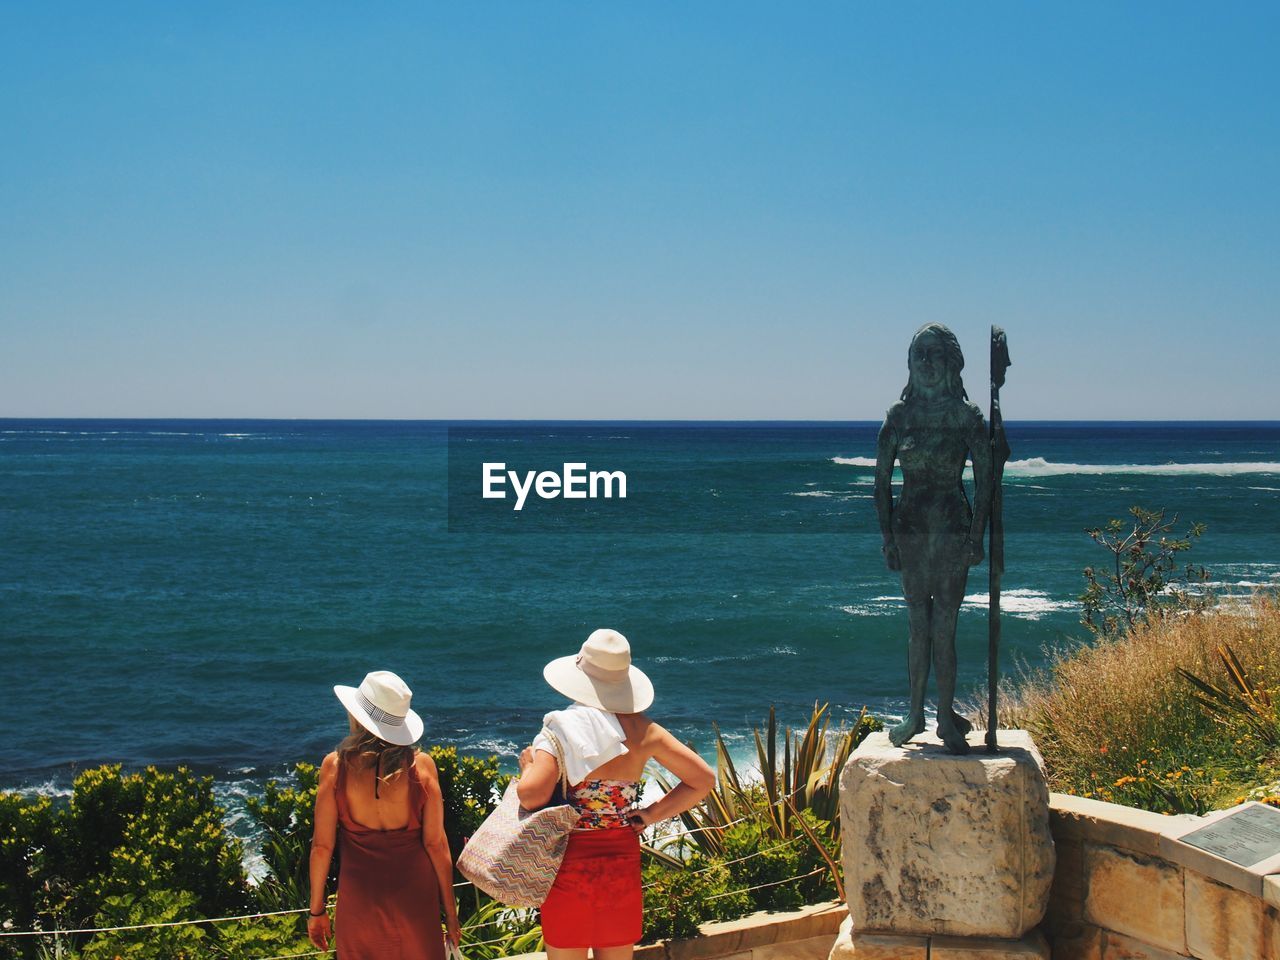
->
[3,417,1279,426]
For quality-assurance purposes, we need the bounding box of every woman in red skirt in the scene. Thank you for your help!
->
[517,630,716,960]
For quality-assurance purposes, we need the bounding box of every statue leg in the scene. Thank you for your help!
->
[932,566,971,755]
[888,592,930,748]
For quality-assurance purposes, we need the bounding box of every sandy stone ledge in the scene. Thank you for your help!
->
[506,901,845,960]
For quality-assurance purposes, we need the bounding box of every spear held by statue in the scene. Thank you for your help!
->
[986,327,1012,753]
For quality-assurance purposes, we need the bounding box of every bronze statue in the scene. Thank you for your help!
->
[875,324,992,755]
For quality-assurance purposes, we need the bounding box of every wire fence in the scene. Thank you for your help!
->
[0,904,325,939]
[0,782,830,948]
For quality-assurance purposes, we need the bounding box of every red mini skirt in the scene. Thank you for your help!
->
[540,829,642,948]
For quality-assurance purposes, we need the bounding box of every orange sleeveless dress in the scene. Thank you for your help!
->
[334,761,445,960]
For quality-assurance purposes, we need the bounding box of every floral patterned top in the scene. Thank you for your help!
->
[567,778,641,831]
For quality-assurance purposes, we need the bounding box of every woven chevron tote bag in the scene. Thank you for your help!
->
[456,731,578,907]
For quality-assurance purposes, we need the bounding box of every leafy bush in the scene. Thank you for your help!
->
[429,747,509,860]
[244,762,324,916]
[641,857,744,942]
[719,808,838,911]
[1081,506,1208,636]
[0,765,248,957]
[1,723,850,959]
[78,890,207,960]
[80,767,248,919]
[0,793,57,937]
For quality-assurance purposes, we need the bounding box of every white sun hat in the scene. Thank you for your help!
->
[334,670,424,746]
[543,629,654,713]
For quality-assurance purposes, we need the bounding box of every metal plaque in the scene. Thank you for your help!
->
[1178,804,1280,867]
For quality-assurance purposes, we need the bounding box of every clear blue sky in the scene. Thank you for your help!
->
[2,3,1277,419]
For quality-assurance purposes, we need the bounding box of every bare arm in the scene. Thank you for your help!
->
[307,753,338,950]
[417,753,460,945]
[632,724,715,829]
[515,747,559,810]
[874,410,901,570]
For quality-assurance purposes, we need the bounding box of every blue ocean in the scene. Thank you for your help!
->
[3,420,1278,814]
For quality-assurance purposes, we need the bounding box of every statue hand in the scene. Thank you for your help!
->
[963,537,984,567]
[883,542,901,572]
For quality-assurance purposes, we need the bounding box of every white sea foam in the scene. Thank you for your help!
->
[786,490,871,500]
[832,454,1280,478]
[1003,458,1280,477]
[840,588,1073,621]
[10,779,73,799]
[962,588,1075,619]
[837,603,895,617]
[462,737,520,756]
[653,646,797,665]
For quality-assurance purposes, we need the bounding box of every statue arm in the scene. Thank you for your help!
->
[874,414,898,560]
[966,406,993,547]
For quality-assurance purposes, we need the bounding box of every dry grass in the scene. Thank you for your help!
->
[982,593,1280,813]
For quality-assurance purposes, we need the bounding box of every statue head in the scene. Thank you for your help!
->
[900,323,969,402]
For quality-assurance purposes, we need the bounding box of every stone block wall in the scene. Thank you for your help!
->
[1045,795,1280,959]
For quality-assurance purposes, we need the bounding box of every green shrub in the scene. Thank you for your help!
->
[84,768,248,918]
[0,765,248,956]
[0,793,57,937]
[430,746,509,860]
[641,857,744,942]
[1080,506,1208,637]
[244,763,325,915]
[719,807,838,911]
[78,890,207,960]
[1,737,843,958]
[205,913,313,958]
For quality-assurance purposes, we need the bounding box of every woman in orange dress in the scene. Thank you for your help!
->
[308,670,461,959]
[517,630,715,960]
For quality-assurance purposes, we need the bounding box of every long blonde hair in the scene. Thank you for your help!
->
[337,716,416,787]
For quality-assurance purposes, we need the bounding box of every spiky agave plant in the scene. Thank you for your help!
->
[652,704,880,859]
[1178,643,1280,746]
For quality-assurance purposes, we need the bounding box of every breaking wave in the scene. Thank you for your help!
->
[832,455,1280,477]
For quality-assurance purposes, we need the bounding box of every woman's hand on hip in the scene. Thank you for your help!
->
[628,807,658,835]
[307,912,332,951]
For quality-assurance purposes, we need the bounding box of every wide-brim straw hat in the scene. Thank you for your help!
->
[543,629,654,713]
[334,670,424,746]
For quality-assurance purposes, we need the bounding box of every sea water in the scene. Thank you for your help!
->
[2,420,1278,808]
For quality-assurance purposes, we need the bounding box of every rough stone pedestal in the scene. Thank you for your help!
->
[839,729,1054,939]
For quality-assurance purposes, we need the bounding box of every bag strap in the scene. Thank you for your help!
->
[539,727,571,797]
